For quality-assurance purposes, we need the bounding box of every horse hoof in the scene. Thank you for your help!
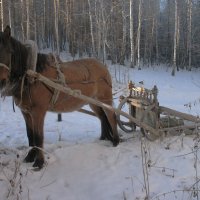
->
[33,159,44,169]
[24,149,37,163]
[99,136,106,140]
[112,138,119,147]
[24,156,34,163]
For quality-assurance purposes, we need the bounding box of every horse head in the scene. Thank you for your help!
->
[0,26,11,68]
[0,26,29,86]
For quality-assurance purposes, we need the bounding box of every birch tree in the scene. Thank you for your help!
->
[155,0,159,63]
[137,0,142,69]
[88,0,95,57]
[0,0,3,31]
[120,0,127,65]
[54,0,60,54]
[26,0,30,39]
[187,0,192,71]
[145,0,160,65]
[1,0,200,69]
[8,0,11,29]
[130,0,134,68]
[172,0,178,76]
[100,1,106,63]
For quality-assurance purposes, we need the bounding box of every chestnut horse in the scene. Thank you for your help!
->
[0,26,119,169]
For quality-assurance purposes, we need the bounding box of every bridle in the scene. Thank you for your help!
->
[0,51,12,73]
[0,63,10,72]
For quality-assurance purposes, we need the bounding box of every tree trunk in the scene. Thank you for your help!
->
[101,1,106,63]
[155,0,159,64]
[120,0,126,65]
[130,0,134,68]
[88,0,95,57]
[172,0,178,76]
[0,0,3,31]
[187,0,192,71]
[26,0,30,39]
[54,0,60,55]
[8,1,11,29]
[137,0,142,69]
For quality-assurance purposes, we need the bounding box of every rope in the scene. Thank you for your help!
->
[49,54,66,109]
[18,74,26,107]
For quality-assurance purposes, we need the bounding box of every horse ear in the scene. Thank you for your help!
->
[4,26,11,39]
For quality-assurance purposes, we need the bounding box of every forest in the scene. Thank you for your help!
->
[0,0,199,72]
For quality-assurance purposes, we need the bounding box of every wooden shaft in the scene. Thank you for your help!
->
[78,108,96,117]
[26,70,159,135]
[160,106,199,122]
[162,124,200,132]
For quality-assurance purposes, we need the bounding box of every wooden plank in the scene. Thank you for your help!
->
[129,98,151,107]
[26,70,160,136]
[160,106,199,122]
[162,124,200,132]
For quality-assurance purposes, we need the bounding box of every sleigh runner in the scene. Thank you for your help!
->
[27,70,200,141]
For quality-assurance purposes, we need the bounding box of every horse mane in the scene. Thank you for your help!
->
[10,37,28,81]
[0,32,7,44]
[36,53,49,73]
[9,36,50,79]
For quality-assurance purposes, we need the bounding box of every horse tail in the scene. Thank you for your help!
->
[103,65,112,88]
[102,110,114,141]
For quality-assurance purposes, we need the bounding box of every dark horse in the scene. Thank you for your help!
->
[0,26,119,169]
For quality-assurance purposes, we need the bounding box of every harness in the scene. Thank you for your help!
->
[0,53,65,98]
[0,58,112,111]
[49,55,66,110]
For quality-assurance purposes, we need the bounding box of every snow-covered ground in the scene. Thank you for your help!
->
[0,61,200,200]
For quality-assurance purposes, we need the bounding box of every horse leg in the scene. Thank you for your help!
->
[102,107,120,146]
[22,111,37,163]
[89,104,113,141]
[97,98,120,146]
[32,109,46,169]
[89,104,119,146]
[22,109,46,169]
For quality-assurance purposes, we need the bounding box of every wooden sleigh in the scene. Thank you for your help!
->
[117,81,200,140]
